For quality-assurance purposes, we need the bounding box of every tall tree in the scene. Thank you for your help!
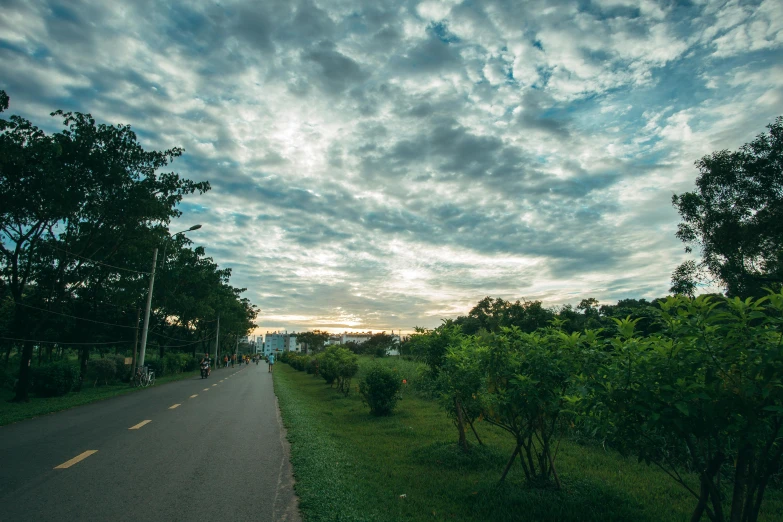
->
[672,116,783,298]
[0,92,210,400]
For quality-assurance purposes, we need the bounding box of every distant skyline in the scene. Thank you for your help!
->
[2,0,781,336]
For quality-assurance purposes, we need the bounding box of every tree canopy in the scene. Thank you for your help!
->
[672,116,783,298]
[0,91,257,401]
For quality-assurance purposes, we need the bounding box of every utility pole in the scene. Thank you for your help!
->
[136,225,201,372]
[214,315,220,367]
[131,307,140,380]
[138,248,158,369]
[235,336,239,360]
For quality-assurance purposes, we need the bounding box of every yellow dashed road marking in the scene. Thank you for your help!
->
[169,404,181,409]
[129,420,151,430]
[203,388,209,391]
[190,394,198,398]
[55,450,98,469]
[212,384,217,387]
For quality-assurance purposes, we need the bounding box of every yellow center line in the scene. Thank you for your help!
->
[203,388,209,391]
[169,404,181,409]
[212,384,217,387]
[128,420,151,430]
[54,450,98,469]
[190,394,198,398]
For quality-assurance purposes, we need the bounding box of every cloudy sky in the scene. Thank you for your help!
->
[2,0,782,335]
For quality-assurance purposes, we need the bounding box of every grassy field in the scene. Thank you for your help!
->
[0,369,202,426]
[273,357,783,522]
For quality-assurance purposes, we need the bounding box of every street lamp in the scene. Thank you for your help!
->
[138,224,202,370]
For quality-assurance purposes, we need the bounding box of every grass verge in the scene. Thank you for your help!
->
[0,369,201,426]
[274,357,783,522]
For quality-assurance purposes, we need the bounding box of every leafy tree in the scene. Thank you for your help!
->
[478,326,592,487]
[439,338,485,450]
[296,330,330,354]
[359,364,402,416]
[317,346,358,395]
[361,332,397,357]
[595,294,783,522]
[454,297,554,334]
[672,116,783,298]
[0,92,211,400]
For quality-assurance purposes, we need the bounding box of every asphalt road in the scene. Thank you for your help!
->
[0,363,300,522]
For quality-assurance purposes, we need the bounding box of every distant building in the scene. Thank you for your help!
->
[264,332,286,355]
[285,334,300,353]
[341,332,374,344]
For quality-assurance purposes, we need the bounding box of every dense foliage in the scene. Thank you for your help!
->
[0,91,257,400]
[318,346,359,395]
[359,364,402,416]
[672,116,783,298]
[407,290,783,521]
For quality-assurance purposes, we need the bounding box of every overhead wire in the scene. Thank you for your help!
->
[47,244,151,275]
[0,336,127,345]
[160,335,218,348]
[149,329,213,343]
[16,302,138,329]
[17,303,218,337]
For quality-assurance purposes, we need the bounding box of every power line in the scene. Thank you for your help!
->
[19,302,216,340]
[16,302,138,329]
[158,335,218,348]
[47,244,150,275]
[149,329,213,343]
[0,336,127,345]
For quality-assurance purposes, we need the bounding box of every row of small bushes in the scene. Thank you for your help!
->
[3,352,202,398]
[282,348,402,415]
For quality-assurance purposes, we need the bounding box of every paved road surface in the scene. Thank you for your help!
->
[0,364,300,522]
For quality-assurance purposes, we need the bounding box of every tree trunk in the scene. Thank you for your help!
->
[12,301,33,402]
[691,475,712,522]
[547,446,562,489]
[463,407,483,445]
[13,341,34,402]
[455,397,468,451]
[500,444,521,482]
[731,446,751,522]
[77,346,89,391]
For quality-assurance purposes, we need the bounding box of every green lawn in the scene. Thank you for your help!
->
[0,369,201,426]
[273,357,783,522]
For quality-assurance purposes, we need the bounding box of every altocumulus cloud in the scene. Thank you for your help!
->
[2,0,782,333]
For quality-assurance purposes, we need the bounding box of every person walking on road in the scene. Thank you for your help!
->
[231,353,236,368]
[268,353,275,373]
[223,355,228,368]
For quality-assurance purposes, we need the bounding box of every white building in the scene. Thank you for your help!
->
[264,332,287,355]
[341,332,374,344]
[284,334,300,353]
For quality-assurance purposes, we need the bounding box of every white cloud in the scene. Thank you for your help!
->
[2,0,781,332]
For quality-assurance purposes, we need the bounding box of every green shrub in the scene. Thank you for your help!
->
[305,357,319,375]
[317,346,358,393]
[162,352,194,374]
[318,351,338,384]
[87,358,117,386]
[31,361,79,397]
[359,364,402,416]
[145,358,163,376]
[0,365,18,391]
